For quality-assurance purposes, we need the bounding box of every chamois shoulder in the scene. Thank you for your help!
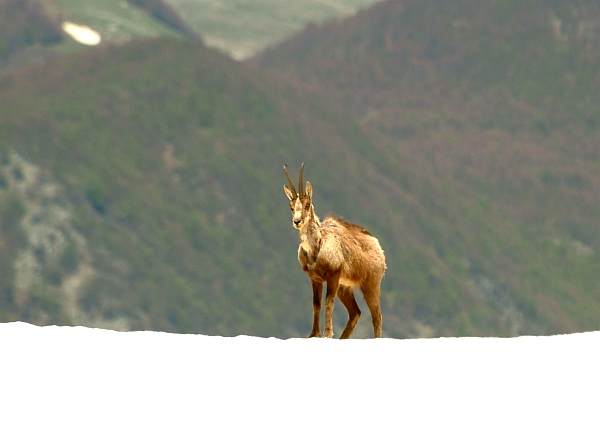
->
[323,214,374,237]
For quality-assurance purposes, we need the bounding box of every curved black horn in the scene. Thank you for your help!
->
[298,162,305,196]
[283,164,297,197]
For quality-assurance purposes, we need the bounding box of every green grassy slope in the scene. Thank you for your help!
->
[45,0,195,44]
[252,0,600,335]
[0,0,195,72]
[163,0,383,59]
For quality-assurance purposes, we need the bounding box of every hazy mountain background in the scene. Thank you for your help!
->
[0,0,381,70]
[0,0,599,338]
[161,0,383,59]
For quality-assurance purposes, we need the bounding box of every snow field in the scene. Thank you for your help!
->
[1,322,598,443]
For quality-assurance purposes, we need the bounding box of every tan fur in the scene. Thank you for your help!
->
[284,164,386,339]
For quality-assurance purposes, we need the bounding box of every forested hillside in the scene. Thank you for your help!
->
[1,0,599,338]
[252,0,600,335]
[0,38,447,338]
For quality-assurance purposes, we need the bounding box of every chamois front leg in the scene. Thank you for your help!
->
[323,272,340,339]
[309,281,323,338]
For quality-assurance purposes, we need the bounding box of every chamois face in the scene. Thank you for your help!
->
[284,182,313,230]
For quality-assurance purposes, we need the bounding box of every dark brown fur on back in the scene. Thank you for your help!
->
[326,214,374,237]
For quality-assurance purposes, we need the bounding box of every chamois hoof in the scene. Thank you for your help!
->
[323,329,334,339]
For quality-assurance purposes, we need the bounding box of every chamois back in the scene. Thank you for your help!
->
[327,215,374,237]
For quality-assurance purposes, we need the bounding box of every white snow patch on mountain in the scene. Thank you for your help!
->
[62,22,102,46]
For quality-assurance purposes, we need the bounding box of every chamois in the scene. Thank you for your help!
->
[283,163,386,339]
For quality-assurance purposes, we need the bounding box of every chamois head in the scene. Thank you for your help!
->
[283,163,314,230]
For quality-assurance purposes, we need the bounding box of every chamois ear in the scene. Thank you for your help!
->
[305,181,313,198]
[284,185,295,201]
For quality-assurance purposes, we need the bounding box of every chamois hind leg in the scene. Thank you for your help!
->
[309,281,323,338]
[323,273,340,339]
[337,285,361,339]
[361,281,382,338]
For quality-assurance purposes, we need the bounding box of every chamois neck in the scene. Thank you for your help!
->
[299,209,321,253]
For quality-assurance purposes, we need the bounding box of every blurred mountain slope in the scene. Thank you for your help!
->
[251,0,600,334]
[163,0,383,59]
[1,0,599,338]
[1,38,459,338]
[0,0,196,72]
[0,0,63,69]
